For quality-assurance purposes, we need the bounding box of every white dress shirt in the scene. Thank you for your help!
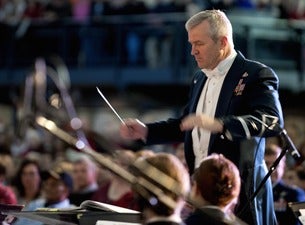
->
[192,50,237,169]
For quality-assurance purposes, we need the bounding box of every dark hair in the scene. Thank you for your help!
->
[0,163,6,176]
[12,158,42,198]
[193,154,240,207]
[296,167,305,180]
[42,170,73,192]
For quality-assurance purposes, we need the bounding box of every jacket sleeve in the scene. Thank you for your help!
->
[144,72,203,145]
[220,65,284,141]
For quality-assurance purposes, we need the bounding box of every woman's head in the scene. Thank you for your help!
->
[14,158,42,198]
[192,154,241,208]
[131,153,190,217]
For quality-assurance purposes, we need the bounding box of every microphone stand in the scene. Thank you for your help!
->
[249,144,288,202]
[238,127,294,218]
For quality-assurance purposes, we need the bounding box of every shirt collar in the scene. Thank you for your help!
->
[45,199,72,208]
[202,50,237,78]
[79,182,98,193]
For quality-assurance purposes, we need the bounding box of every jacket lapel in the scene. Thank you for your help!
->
[215,52,245,117]
[209,52,246,150]
[190,71,207,113]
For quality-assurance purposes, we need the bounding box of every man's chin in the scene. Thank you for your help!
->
[196,62,204,68]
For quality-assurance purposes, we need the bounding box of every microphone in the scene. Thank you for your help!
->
[247,115,301,160]
[279,128,301,160]
[263,116,301,160]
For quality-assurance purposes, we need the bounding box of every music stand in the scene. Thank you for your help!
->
[0,203,24,225]
[288,201,305,225]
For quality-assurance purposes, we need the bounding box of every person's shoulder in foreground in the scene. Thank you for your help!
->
[130,152,190,225]
[185,153,248,225]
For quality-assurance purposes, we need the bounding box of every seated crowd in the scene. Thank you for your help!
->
[0,104,305,225]
[1,133,305,225]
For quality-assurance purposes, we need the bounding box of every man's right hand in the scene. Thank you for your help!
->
[119,119,148,142]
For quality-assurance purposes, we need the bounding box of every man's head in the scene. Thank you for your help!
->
[42,170,73,204]
[72,155,97,192]
[131,153,190,218]
[264,143,285,184]
[185,9,234,70]
[191,153,240,210]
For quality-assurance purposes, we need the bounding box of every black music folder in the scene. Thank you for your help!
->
[0,203,24,225]
[288,201,305,225]
[7,201,141,225]
[9,211,141,225]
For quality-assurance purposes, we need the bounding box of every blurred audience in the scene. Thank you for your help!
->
[285,165,305,193]
[36,169,74,208]
[104,0,148,65]
[95,163,112,188]
[69,155,99,206]
[0,0,26,24]
[14,168,74,225]
[0,0,303,69]
[10,127,45,157]
[22,0,44,19]
[44,0,72,21]
[0,163,17,204]
[0,153,15,183]
[70,0,91,22]
[283,167,300,188]
[265,143,305,225]
[295,167,305,192]
[12,158,42,206]
[279,0,305,19]
[91,149,138,210]
[295,139,305,167]
[143,0,189,68]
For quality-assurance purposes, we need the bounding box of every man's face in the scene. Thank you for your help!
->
[72,161,96,190]
[43,177,68,202]
[264,154,285,184]
[188,21,223,70]
[283,169,299,187]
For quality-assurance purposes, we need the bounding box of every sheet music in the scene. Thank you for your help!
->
[80,200,140,214]
[299,209,305,225]
[0,203,24,225]
[8,212,77,225]
[96,221,141,225]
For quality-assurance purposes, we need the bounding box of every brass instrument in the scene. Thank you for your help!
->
[36,115,181,210]
[30,58,247,225]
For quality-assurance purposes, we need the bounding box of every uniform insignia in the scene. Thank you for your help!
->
[242,72,248,77]
[234,79,245,96]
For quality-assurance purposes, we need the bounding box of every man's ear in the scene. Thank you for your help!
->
[63,186,70,198]
[219,36,228,49]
